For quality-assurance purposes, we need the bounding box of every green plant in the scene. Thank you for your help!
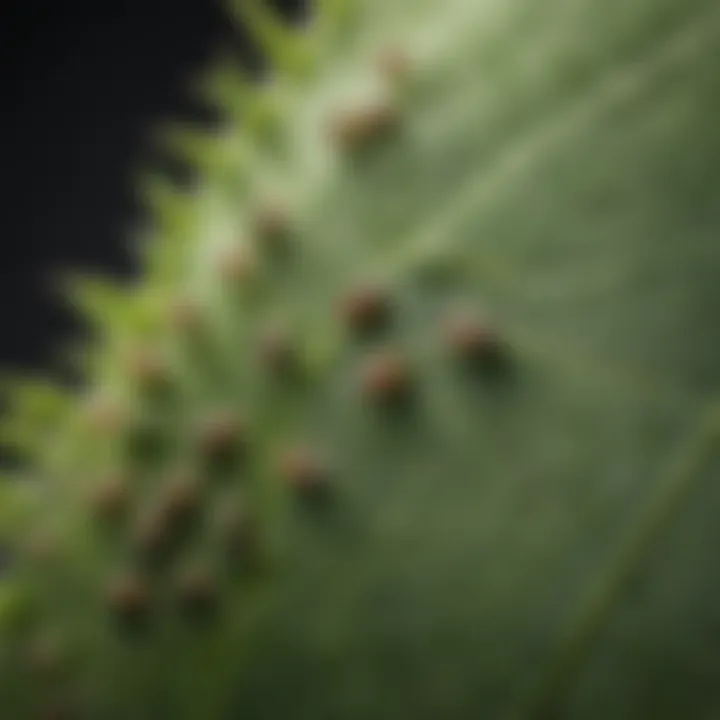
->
[2,0,720,717]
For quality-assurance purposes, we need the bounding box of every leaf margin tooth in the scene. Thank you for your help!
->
[227,0,317,80]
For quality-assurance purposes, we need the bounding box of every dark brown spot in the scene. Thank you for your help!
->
[253,201,291,253]
[213,500,261,570]
[124,348,170,391]
[329,101,400,153]
[106,572,151,629]
[279,445,332,497]
[259,326,300,377]
[131,506,173,563]
[360,350,413,405]
[176,565,218,618]
[160,471,202,528]
[341,283,392,335]
[197,411,246,464]
[443,311,506,372]
[90,474,130,523]
[131,476,200,564]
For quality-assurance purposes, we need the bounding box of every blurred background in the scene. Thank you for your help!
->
[0,0,304,374]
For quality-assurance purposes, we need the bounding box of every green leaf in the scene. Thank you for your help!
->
[225,1,720,717]
[3,0,720,718]
[0,377,71,457]
[227,0,316,79]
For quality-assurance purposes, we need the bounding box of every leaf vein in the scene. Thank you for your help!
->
[511,405,720,719]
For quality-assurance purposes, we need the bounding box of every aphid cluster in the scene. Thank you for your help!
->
[1,16,515,718]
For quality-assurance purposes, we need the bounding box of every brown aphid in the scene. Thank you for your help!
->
[218,507,255,552]
[252,200,292,253]
[341,283,392,335]
[131,506,173,562]
[329,101,400,153]
[258,325,300,377]
[443,311,506,371]
[279,445,331,496]
[124,347,170,391]
[198,410,246,464]
[360,349,413,405]
[175,565,218,618]
[106,572,151,628]
[160,471,202,527]
[90,473,130,523]
[212,497,262,572]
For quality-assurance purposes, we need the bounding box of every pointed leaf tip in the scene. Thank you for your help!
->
[228,0,316,79]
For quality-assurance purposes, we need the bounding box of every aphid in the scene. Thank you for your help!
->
[106,572,151,629]
[124,347,171,391]
[213,499,260,571]
[90,473,131,523]
[160,470,202,528]
[252,200,292,253]
[360,349,413,405]
[279,445,332,497]
[197,410,247,464]
[443,310,506,372]
[131,505,174,563]
[329,100,400,153]
[341,283,392,335]
[258,325,300,377]
[175,565,218,618]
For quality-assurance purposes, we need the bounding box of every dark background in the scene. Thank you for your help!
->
[0,0,304,375]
